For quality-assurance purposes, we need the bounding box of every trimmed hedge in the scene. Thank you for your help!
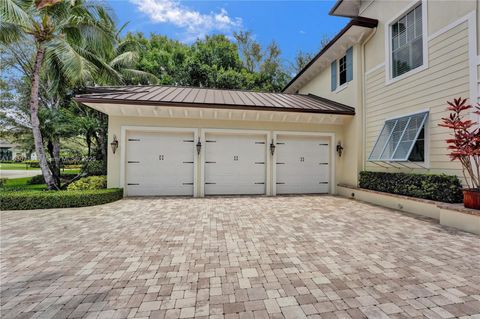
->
[359,171,463,203]
[0,188,123,210]
[67,176,107,191]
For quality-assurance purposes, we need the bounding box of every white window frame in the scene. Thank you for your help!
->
[369,109,430,166]
[384,0,428,85]
[334,54,350,93]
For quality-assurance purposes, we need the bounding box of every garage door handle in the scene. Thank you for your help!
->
[276,162,285,165]
[128,161,140,163]
[183,161,194,163]
[205,182,216,185]
[319,182,329,184]
[319,162,328,165]
[205,161,216,164]
[255,162,265,164]
[276,182,285,185]
[254,182,265,184]
[182,182,194,185]
[127,183,140,186]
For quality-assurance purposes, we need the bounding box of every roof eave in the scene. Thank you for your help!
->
[74,97,355,116]
[282,17,378,93]
[329,0,361,18]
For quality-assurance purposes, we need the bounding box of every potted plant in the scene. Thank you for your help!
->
[439,98,480,209]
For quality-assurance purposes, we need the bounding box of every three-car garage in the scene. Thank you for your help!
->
[123,128,333,197]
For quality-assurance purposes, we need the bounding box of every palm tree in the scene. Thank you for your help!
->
[0,0,115,189]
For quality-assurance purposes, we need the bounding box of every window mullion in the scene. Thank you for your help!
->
[392,117,411,159]
[378,119,398,160]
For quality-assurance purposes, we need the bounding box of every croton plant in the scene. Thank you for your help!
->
[439,98,480,190]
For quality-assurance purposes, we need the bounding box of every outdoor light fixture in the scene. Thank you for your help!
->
[270,139,276,156]
[336,141,344,157]
[196,138,202,155]
[110,135,119,154]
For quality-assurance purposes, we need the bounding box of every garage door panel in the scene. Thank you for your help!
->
[276,135,330,194]
[205,133,266,195]
[126,131,194,196]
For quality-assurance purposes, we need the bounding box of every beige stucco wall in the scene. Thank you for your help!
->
[107,115,353,194]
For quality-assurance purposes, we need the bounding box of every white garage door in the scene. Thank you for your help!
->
[276,135,330,194]
[204,133,266,195]
[125,131,194,196]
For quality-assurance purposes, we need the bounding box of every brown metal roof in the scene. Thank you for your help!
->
[75,85,355,115]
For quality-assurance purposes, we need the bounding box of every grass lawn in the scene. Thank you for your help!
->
[0,163,39,170]
[1,171,81,192]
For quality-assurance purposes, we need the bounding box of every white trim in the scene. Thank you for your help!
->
[271,131,336,195]
[477,55,480,65]
[120,126,199,197]
[428,12,472,41]
[201,128,271,197]
[384,0,428,86]
[334,82,349,94]
[365,63,385,77]
[466,12,478,121]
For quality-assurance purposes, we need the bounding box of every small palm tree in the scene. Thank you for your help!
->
[1,0,115,189]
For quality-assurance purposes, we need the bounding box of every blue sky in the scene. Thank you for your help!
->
[108,0,347,66]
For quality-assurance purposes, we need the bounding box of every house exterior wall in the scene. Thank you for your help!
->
[107,115,350,195]
[361,0,477,178]
[295,0,479,185]
[298,45,364,185]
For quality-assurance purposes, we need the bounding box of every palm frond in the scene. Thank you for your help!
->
[0,0,33,29]
[121,68,159,85]
[0,21,24,44]
[109,51,138,68]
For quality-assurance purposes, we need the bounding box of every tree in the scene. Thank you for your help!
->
[1,0,115,189]
[293,50,314,73]
[234,31,262,72]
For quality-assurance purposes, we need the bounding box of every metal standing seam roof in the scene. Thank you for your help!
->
[74,85,356,115]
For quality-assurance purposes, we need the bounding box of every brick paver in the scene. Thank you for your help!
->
[1,196,480,318]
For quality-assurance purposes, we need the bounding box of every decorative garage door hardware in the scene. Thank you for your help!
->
[127,183,140,185]
[319,162,328,165]
[276,162,285,164]
[128,138,140,141]
[205,182,216,185]
[300,157,305,162]
[255,162,265,164]
[255,141,265,144]
[182,161,194,163]
[255,182,265,184]
[205,161,216,163]
[233,156,239,161]
[205,140,216,143]
[182,182,194,185]
[319,182,329,184]
[183,140,194,142]
[276,142,285,145]
[319,143,328,146]
[276,182,286,184]
[159,155,165,160]
[127,161,140,163]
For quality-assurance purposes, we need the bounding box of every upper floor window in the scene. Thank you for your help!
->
[331,47,352,91]
[391,4,423,78]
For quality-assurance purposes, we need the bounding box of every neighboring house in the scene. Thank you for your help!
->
[0,140,30,161]
[75,0,480,197]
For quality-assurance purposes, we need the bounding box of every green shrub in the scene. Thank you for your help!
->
[0,178,6,187]
[359,171,463,203]
[0,188,123,210]
[27,174,46,185]
[82,160,106,176]
[67,176,107,191]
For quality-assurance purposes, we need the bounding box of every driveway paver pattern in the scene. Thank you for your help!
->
[1,196,480,319]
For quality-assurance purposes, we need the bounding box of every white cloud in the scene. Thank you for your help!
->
[130,0,243,41]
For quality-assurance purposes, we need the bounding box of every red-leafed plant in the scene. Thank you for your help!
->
[439,98,480,190]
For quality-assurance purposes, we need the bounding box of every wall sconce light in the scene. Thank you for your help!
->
[336,141,344,157]
[110,135,119,154]
[270,139,276,156]
[196,138,202,155]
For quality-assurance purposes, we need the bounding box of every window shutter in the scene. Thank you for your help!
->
[331,60,337,91]
[346,47,353,82]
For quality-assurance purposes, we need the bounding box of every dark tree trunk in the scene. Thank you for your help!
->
[30,46,57,190]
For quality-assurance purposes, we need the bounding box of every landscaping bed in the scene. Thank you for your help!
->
[0,175,122,210]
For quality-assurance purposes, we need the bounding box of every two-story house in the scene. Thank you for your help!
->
[75,0,479,199]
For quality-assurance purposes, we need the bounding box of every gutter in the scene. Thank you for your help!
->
[282,17,378,93]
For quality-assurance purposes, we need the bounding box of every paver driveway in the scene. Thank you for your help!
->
[1,196,480,319]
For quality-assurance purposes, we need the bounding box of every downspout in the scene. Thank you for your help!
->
[360,27,377,174]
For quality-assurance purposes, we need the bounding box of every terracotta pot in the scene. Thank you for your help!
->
[463,189,480,209]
